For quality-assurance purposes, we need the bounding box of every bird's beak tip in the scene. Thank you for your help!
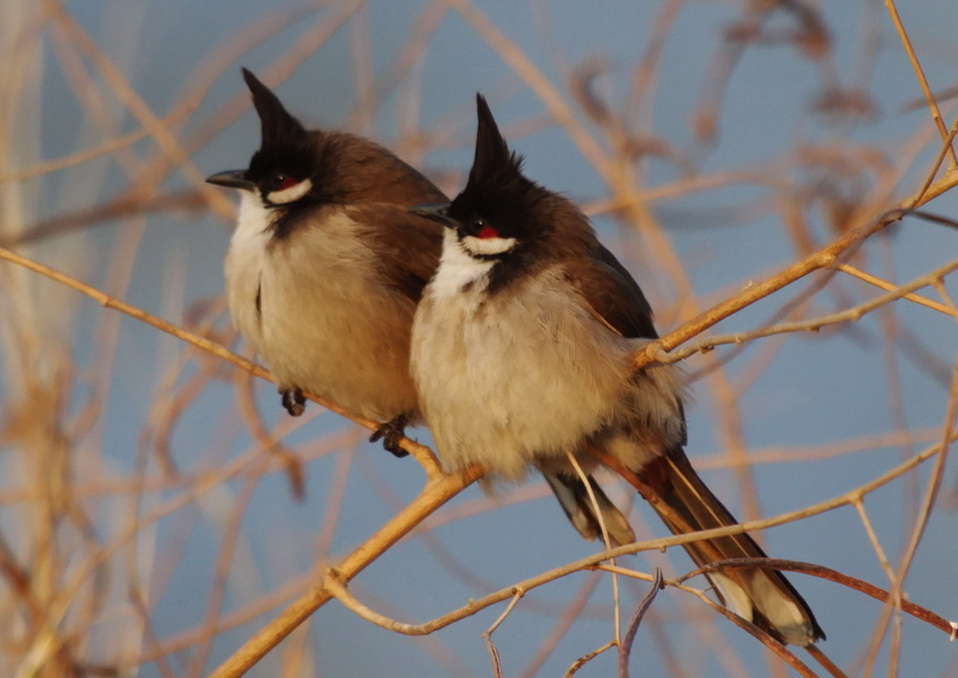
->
[206,170,255,191]
[410,202,456,228]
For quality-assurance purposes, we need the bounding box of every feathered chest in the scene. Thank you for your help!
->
[223,195,422,420]
[224,196,398,372]
[412,262,637,476]
[224,197,382,325]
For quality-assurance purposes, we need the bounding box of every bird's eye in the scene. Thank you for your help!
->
[473,218,500,240]
[273,172,299,190]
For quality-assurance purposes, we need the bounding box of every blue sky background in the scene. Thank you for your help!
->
[4,0,958,676]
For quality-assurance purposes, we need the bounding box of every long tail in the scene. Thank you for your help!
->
[545,450,823,646]
[638,448,824,646]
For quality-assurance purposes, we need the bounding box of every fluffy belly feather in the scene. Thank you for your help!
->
[412,270,636,480]
[226,200,419,422]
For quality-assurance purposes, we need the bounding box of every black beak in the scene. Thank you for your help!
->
[206,170,256,191]
[409,203,457,229]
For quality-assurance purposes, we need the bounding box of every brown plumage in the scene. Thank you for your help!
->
[207,69,446,453]
[411,94,823,645]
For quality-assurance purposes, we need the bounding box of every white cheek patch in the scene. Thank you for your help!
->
[429,231,495,298]
[461,233,517,257]
[266,177,313,205]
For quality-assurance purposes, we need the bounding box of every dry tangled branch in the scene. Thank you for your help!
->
[1,1,957,677]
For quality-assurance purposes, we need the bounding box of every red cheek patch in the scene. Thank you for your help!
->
[476,225,500,239]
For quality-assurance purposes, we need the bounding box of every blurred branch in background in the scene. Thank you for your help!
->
[1,0,957,677]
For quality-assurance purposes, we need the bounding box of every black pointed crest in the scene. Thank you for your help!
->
[469,94,523,189]
[241,68,308,148]
[471,95,515,180]
[453,94,544,210]
[448,93,549,237]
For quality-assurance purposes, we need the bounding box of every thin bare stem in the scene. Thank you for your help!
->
[207,467,482,678]
[0,244,443,474]
[618,568,664,678]
[883,0,957,168]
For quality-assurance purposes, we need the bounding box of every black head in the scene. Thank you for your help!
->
[209,68,449,211]
[445,96,553,258]
[206,68,316,207]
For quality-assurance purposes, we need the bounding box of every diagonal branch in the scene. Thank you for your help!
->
[0,243,443,475]
[658,256,958,364]
[633,169,958,371]
[207,466,482,678]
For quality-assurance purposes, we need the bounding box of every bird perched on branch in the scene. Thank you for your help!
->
[207,68,446,454]
[409,94,823,646]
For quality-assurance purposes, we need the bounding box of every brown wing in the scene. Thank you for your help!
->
[355,204,443,304]
[568,243,686,436]
[566,243,658,340]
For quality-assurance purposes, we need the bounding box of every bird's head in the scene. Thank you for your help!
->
[206,68,316,208]
[413,94,550,262]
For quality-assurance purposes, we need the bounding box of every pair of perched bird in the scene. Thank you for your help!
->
[207,68,823,647]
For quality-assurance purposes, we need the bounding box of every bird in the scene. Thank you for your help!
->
[409,94,823,646]
[206,68,446,455]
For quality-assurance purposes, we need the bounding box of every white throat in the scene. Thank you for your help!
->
[430,229,497,299]
[232,191,275,248]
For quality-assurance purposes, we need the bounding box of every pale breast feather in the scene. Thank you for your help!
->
[225,192,275,351]
[414,265,638,479]
[237,206,418,421]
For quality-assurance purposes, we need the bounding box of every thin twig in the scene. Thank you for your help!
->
[208,467,482,678]
[838,262,958,318]
[883,0,957,168]
[681,557,957,638]
[805,644,849,678]
[658,256,958,363]
[563,640,616,678]
[851,498,896,584]
[43,0,233,217]
[633,171,958,370]
[617,568,664,678]
[565,449,621,647]
[688,586,819,678]
[482,589,525,678]
[0,244,443,474]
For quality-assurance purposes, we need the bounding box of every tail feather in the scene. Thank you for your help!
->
[542,449,823,646]
[640,449,824,646]
[545,473,636,547]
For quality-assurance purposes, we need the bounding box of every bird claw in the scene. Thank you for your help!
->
[280,388,306,417]
[370,414,409,458]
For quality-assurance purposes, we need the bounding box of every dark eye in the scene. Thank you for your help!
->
[272,172,299,190]
[473,218,500,240]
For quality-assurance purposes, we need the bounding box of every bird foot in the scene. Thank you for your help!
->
[280,388,306,417]
[370,414,409,458]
